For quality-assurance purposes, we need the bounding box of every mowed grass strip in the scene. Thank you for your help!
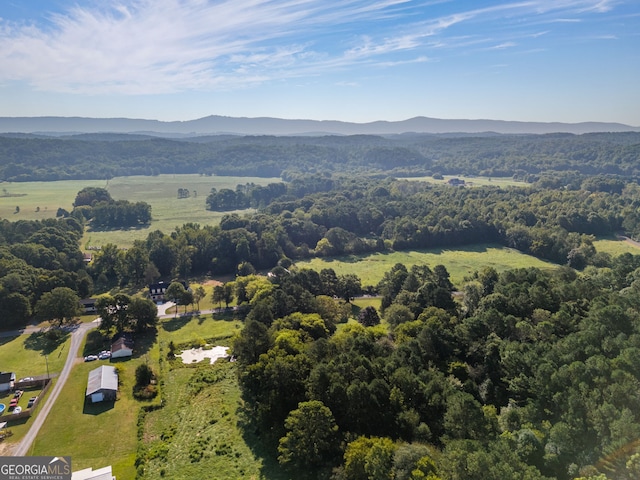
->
[159,315,243,347]
[295,244,557,287]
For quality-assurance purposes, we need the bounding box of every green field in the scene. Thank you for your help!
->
[403,174,530,188]
[593,236,640,257]
[295,244,557,287]
[0,175,280,248]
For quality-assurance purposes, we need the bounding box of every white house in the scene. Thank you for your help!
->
[0,372,15,392]
[111,337,134,359]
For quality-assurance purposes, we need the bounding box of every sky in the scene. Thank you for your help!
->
[0,0,639,125]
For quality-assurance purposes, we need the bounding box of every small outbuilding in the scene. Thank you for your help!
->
[86,365,118,403]
[111,336,134,359]
[79,298,97,313]
[0,372,16,392]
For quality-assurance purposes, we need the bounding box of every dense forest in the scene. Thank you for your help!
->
[1,131,640,181]
[231,261,640,479]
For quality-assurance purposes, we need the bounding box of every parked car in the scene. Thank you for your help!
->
[84,355,98,362]
[18,377,34,382]
[27,397,37,408]
[13,406,22,414]
[8,399,18,410]
[14,390,23,399]
[98,351,111,360]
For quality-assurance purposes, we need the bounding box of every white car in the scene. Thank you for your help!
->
[13,406,22,414]
[98,351,111,360]
[84,355,98,362]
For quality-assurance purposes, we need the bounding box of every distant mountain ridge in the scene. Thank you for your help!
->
[0,115,638,136]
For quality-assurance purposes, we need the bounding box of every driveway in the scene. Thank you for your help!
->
[11,320,99,456]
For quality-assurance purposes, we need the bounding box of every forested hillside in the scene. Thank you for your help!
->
[232,261,640,479]
[1,132,639,181]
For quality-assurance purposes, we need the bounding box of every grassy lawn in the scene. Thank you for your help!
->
[295,244,557,288]
[0,331,71,379]
[0,382,51,444]
[159,314,243,347]
[0,179,106,221]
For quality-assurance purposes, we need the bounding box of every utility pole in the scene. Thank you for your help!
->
[44,353,50,381]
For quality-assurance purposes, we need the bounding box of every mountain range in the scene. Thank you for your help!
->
[0,115,638,136]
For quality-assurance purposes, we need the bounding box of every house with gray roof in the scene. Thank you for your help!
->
[86,365,118,403]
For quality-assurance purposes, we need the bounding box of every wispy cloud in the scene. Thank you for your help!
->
[487,41,517,50]
[0,0,628,95]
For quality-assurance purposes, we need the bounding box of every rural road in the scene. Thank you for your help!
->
[12,320,99,457]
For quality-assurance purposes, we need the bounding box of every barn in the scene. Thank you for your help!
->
[85,365,118,403]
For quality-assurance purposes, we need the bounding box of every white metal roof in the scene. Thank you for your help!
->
[72,465,114,480]
[85,365,118,396]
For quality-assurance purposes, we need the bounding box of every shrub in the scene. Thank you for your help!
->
[133,384,158,400]
[135,363,154,387]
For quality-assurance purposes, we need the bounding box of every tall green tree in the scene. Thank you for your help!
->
[277,400,340,468]
[35,287,81,327]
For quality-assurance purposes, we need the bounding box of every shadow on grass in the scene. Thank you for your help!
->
[87,224,150,233]
[131,327,157,359]
[83,400,115,415]
[0,335,17,348]
[23,330,70,355]
[6,415,31,427]
[161,316,192,332]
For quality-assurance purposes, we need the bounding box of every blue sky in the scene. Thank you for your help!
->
[0,0,638,125]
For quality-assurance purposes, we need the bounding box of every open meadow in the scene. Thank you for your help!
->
[592,236,640,256]
[402,174,530,188]
[0,174,280,248]
[294,243,557,287]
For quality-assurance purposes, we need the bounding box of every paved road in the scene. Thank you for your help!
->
[12,320,99,457]
[0,325,45,339]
